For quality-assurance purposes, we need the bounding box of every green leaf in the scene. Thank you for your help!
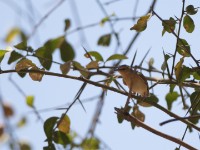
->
[100,16,109,26]
[17,72,27,78]
[8,51,23,64]
[170,84,176,93]
[190,92,200,111]
[193,71,200,80]
[84,51,104,62]
[174,57,184,81]
[177,38,190,57]
[72,61,89,78]
[60,61,71,75]
[26,95,34,107]
[82,138,100,150]
[43,144,56,150]
[64,19,71,31]
[59,40,75,62]
[58,115,70,134]
[106,54,127,62]
[162,17,176,34]
[0,50,9,63]
[15,58,36,72]
[130,13,151,32]
[139,94,159,107]
[35,47,52,70]
[5,28,20,43]
[97,34,111,46]
[165,92,179,110]
[44,117,59,139]
[44,36,65,53]
[53,131,70,146]
[117,113,124,123]
[186,5,198,15]
[183,15,195,33]
[14,41,27,51]
[180,65,191,82]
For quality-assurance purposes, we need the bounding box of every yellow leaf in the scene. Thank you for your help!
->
[5,28,20,43]
[60,61,71,75]
[175,57,184,81]
[58,115,70,134]
[86,61,99,69]
[29,67,44,81]
[15,58,36,72]
[26,96,34,107]
[131,106,145,126]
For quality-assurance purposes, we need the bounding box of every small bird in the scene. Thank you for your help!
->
[115,65,149,97]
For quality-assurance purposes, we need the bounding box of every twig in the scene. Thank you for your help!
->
[115,107,197,150]
[29,0,66,39]
[1,69,199,131]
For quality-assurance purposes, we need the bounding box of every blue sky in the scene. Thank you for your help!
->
[0,0,200,150]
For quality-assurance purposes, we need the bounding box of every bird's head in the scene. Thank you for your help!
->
[115,65,131,74]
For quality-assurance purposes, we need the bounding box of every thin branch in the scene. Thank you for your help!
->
[29,0,66,39]
[171,0,186,77]
[160,115,200,126]
[1,69,199,132]
[115,108,197,150]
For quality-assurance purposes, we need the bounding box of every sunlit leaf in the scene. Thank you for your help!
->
[26,95,34,107]
[44,117,59,139]
[19,141,31,150]
[162,17,176,34]
[14,41,28,51]
[58,115,70,134]
[84,51,104,62]
[44,36,64,53]
[183,15,195,33]
[106,54,127,62]
[64,19,71,31]
[60,61,71,75]
[15,58,36,72]
[72,61,89,78]
[177,39,190,57]
[60,40,75,62]
[186,5,198,15]
[175,57,184,81]
[131,106,145,126]
[165,91,179,110]
[130,13,151,32]
[86,61,99,69]
[17,117,26,128]
[53,131,70,146]
[29,67,45,81]
[0,50,9,63]
[100,16,109,26]
[97,34,111,46]
[5,28,20,43]
[82,138,100,150]
[8,51,23,64]
[35,47,52,70]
